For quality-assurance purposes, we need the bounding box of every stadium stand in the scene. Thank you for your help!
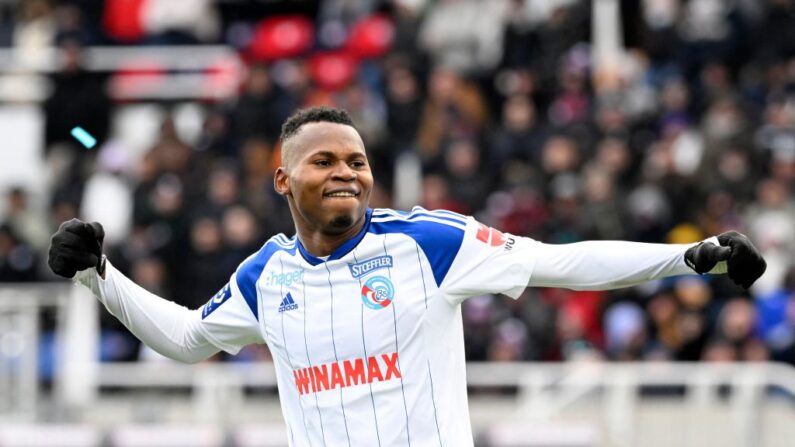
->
[0,0,794,445]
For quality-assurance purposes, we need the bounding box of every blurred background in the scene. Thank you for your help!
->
[0,0,794,445]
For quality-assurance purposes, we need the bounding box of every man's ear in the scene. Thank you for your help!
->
[274,167,290,196]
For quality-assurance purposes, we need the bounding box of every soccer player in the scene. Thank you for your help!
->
[49,107,766,446]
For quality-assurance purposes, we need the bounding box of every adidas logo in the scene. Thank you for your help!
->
[278,292,299,313]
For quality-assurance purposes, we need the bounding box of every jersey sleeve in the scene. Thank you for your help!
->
[195,270,265,355]
[440,218,536,304]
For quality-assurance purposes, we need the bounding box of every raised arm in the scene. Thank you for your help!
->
[48,219,220,363]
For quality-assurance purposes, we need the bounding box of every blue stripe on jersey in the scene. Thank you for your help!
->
[273,235,292,246]
[376,206,466,221]
[236,237,296,320]
[296,209,373,265]
[371,213,465,228]
[415,206,467,222]
[372,207,467,227]
[368,212,466,287]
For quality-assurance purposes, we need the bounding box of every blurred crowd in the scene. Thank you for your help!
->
[1,0,795,369]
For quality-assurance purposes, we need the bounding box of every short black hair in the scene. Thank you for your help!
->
[279,106,355,143]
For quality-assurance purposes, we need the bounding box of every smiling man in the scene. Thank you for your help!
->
[49,106,767,446]
[275,111,373,253]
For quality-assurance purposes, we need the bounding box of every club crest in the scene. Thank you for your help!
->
[361,276,395,310]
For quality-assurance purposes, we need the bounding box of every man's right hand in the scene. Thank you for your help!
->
[48,219,105,278]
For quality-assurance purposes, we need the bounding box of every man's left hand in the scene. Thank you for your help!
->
[684,231,766,289]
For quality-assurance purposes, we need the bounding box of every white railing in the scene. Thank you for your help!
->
[467,361,794,447]
[3,283,795,447]
[87,361,795,447]
[0,283,98,421]
[0,45,244,101]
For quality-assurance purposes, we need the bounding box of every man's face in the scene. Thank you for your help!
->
[275,122,373,235]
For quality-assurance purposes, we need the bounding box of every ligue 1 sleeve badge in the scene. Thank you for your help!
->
[361,276,395,309]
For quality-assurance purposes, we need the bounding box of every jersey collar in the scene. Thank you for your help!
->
[296,208,373,266]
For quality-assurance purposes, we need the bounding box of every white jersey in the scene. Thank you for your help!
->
[196,207,537,446]
[77,206,697,445]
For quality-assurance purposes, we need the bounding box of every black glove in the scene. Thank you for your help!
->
[48,219,105,278]
[684,230,766,289]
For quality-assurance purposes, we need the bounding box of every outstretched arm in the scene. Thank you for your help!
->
[528,232,766,291]
[441,217,766,304]
[529,240,695,290]
[73,261,220,363]
[49,219,220,363]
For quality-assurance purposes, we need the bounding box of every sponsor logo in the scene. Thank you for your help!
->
[293,352,402,395]
[348,255,393,278]
[202,283,232,319]
[265,268,304,287]
[361,276,394,309]
[475,223,507,247]
[278,292,298,313]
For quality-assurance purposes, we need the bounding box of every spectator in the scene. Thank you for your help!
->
[417,66,489,163]
[418,0,505,75]
[744,178,795,295]
[43,39,110,196]
[604,302,646,360]
[489,94,547,171]
[0,224,39,282]
[4,1,795,369]
[12,0,56,56]
[441,138,491,212]
[231,64,295,145]
[3,187,50,253]
[581,165,627,240]
[220,205,261,266]
[179,216,230,308]
[43,38,109,149]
